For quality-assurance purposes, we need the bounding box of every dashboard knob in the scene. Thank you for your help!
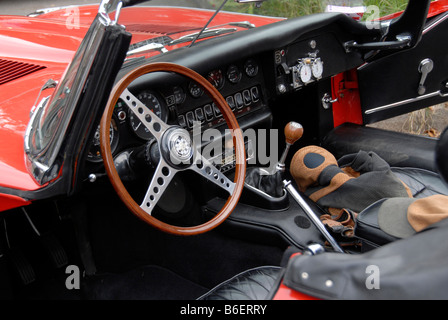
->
[278,84,287,93]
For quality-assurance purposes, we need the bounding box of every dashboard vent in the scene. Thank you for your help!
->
[126,24,195,35]
[0,59,46,85]
[128,36,173,52]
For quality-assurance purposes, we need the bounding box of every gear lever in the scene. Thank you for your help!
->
[275,122,303,173]
[244,122,302,198]
[278,122,343,252]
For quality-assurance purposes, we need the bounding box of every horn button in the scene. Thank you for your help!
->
[161,127,195,168]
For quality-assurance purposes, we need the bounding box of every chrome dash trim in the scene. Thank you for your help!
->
[423,11,448,35]
[365,90,447,115]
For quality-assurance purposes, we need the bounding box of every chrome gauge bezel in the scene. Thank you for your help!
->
[207,69,225,90]
[298,62,313,84]
[226,64,242,84]
[311,57,324,79]
[244,59,259,78]
[87,116,119,162]
[188,81,204,98]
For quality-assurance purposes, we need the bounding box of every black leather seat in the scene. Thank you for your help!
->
[354,128,448,250]
[198,266,282,300]
[354,167,448,250]
[199,127,448,300]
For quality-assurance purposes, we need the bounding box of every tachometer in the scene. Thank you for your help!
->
[128,91,168,140]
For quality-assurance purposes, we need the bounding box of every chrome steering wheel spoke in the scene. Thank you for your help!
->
[122,88,235,214]
[189,152,235,195]
[120,88,169,141]
[140,158,178,215]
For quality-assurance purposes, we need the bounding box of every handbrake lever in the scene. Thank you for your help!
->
[284,180,344,253]
[276,122,343,252]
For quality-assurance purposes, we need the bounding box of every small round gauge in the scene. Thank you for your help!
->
[311,58,323,79]
[188,82,204,98]
[128,91,167,140]
[207,69,225,90]
[227,65,242,84]
[87,118,119,162]
[173,86,186,104]
[299,63,312,84]
[244,59,259,77]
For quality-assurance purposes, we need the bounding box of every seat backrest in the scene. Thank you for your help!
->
[436,127,448,184]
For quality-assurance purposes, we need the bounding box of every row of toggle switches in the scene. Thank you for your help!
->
[178,86,260,128]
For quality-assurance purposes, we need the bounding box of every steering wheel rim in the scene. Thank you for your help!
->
[100,62,246,235]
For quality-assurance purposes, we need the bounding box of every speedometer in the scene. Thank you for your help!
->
[128,91,168,140]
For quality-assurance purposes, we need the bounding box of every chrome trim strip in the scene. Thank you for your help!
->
[244,181,287,200]
[423,11,448,34]
[127,42,168,56]
[365,90,447,115]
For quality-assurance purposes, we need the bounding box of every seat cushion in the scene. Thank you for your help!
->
[197,266,282,300]
[355,167,448,250]
[392,167,448,198]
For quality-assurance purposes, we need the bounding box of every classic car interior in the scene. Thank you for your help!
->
[2,0,448,300]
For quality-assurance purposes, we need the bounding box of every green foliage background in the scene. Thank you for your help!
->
[210,0,411,19]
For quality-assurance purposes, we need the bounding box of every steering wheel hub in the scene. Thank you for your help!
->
[159,127,195,168]
[170,129,193,162]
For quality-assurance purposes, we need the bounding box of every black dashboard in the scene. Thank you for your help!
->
[86,12,380,176]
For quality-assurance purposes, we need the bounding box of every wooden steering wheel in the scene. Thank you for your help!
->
[100,62,246,235]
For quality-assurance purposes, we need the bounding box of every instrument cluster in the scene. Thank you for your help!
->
[173,58,263,131]
[87,58,265,162]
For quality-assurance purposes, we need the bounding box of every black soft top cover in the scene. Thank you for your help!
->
[282,218,448,299]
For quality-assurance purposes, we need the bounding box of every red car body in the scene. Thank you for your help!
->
[0,5,281,208]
